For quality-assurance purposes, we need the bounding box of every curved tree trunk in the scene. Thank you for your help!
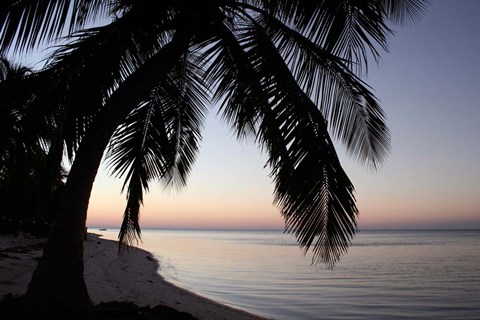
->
[24,32,191,316]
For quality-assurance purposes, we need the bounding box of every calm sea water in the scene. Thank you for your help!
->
[98,229,480,320]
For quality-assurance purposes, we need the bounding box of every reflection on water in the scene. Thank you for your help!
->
[99,229,480,320]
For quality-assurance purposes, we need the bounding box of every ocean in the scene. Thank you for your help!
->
[98,229,480,320]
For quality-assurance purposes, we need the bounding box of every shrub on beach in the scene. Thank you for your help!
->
[0,215,49,237]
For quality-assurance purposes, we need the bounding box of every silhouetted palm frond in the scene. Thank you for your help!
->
[0,0,110,54]
[380,0,429,25]
[200,2,399,264]
[231,20,358,266]
[257,15,390,169]
[40,7,176,161]
[106,50,208,247]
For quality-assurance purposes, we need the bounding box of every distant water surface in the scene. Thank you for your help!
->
[98,229,480,320]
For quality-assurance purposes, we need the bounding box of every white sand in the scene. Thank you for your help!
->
[0,233,271,320]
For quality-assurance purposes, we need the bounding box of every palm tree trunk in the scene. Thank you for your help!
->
[24,31,191,316]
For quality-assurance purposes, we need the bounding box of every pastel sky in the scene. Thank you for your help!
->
[14,1,480,230]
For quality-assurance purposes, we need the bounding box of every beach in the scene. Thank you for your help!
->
[3,230,479,320]
[0,233,270,320]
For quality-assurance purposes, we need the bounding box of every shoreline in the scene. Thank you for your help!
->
[0,233,271,320]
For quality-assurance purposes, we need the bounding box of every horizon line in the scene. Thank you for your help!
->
[87,226,480,232]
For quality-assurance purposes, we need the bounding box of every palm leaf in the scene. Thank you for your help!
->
[257,14,390,169]
[242,21,358,266]
[0,0,110,54]
[237,1,383,74]
[107,101,165,248]
[105,50,207,247]
[201,23,263,140]
[159,52,209,189]
[380,0,429,25]
[206,15,356,266]
[42,7,176,161]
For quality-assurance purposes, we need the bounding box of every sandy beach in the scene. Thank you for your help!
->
[0,233,270,320]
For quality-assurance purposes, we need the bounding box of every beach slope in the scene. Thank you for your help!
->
[0,233,270,320]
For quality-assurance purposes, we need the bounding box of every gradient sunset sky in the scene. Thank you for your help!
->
[16,1,480,230]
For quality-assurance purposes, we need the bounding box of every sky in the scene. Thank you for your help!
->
[12,1,480,230]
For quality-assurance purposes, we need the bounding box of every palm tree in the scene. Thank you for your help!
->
[0,0,427,315]
[0,56,34,169]
[0,57,64,236]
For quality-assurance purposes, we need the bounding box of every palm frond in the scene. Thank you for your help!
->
[42,8,176,161]
[105,47,207,248]
[159,52,208,189]
[201,22,264,140]
[318,1,390,72]
[238,0,323,34]
[380,0,429,25]
[0,0,110,54]
[240,1,389,74]
[208,14,357,266]
[257,14,390,169]
[247,23,358,266]
[107,101,162,248]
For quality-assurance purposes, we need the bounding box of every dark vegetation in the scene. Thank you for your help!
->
[0,57,65,237]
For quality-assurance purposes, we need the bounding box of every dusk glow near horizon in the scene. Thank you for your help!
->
[18,2,479,231]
